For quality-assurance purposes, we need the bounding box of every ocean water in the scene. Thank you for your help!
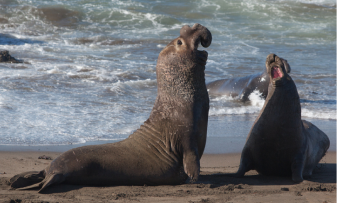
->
[0,0,335,146]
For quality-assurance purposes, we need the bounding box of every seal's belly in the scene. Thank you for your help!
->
[63,160,186,186]
[253,147,293,176]
[51,140,186,186]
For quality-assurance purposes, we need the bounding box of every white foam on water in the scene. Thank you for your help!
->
[238,0,286,18]
[157,44,166,48]
[301,108,336,120]
[108,78,156,96]
[209,106,261,116]
[199,0,221,11]
[0,93,148,145]
[209,90,265,116]
[248,90,265,107]
[240,42,259,55]
[122,78,156,86]
[0,0,334,146]
[210,94,236,102]
[110,0,145,8]
[282,0,336,6]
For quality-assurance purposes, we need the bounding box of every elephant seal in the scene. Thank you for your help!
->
[206,59,291,102]
[10,23,212,192]
[236,54,330,182]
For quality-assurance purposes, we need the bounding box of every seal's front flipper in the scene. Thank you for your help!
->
[236,165,247,177]
[291,155,305,183]
[236,148,254,177]
[10,170,45,189]
[183,148,200,182]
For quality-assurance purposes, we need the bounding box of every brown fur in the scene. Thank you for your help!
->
[10,24,212,192]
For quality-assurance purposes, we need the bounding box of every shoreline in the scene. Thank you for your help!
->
[0,136,335,154]
[0,114,335,153]
[0,137,248,153]
[0,116,335,202]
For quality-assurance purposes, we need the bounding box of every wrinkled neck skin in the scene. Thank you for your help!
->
[150,52,209,122]
[143,51,209,159]
[253,74,302,138]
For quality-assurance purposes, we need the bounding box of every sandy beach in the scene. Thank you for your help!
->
[0,150,335,203]
[0,116,335,203]
[0,0,335,202]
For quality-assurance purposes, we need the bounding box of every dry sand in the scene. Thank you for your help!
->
[0,151,335,203]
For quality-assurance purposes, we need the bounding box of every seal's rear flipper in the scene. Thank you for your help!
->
[38,173,65,193]
[10,171,45,189]
[183,148,200,182]
[11,171,65,193]
[16,173,65,193]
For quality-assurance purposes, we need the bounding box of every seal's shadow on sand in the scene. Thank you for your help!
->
[36,185,84,194]
[198,163,336,186]
[2,163,334,194]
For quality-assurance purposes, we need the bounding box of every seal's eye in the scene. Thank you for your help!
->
[177,40,182,45]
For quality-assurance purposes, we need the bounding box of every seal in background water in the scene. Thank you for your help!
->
[207,58,290,102]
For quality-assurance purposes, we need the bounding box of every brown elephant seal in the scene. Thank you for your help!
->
[206,59,291,102]
[10,23,212,192]
[236,53,330,182]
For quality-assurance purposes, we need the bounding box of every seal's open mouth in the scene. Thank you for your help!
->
[272,66,283,79]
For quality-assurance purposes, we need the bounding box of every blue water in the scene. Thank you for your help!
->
[0,0,335,146]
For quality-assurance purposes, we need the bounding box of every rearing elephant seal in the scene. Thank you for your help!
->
[236,54,330,182]
[206,59,291,102]
[10,23,212,192]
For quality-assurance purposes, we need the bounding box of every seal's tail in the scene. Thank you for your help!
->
[10,170,65,193]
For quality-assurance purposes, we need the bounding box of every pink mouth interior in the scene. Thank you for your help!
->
[272,66,283,79]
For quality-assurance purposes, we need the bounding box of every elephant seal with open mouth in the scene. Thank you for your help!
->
[206,58,291,102]
[236,54,329,182]
[10,23,212,192]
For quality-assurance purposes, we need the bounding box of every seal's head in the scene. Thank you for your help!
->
[283,58,291,74]
[156,24,212,100]
[266,53,291,87]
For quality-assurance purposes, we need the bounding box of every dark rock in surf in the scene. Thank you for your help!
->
[0,50,23,63]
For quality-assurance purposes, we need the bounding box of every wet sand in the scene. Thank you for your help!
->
[0,151,335,203]
[0,115,335,202]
